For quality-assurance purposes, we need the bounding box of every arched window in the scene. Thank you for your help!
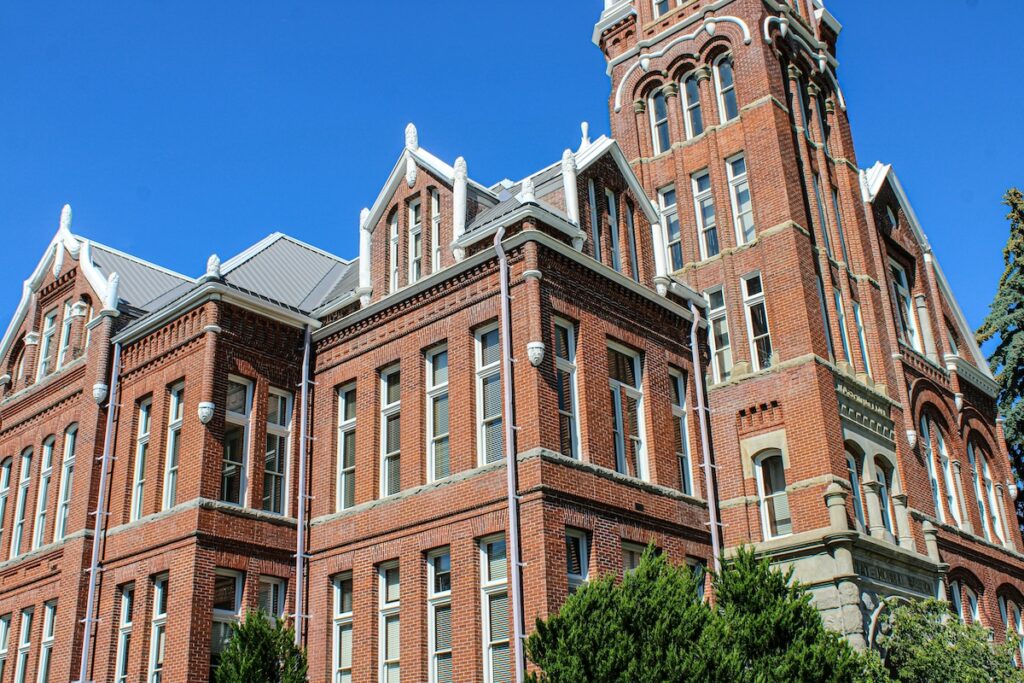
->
[950,580,965,620]
[0,458,11,549]
[933,426,962,527]
[648,89,671,155]
[388,211,400,293]
[919,417,945,523]
[999,596,1024,665]
[55,424,77,541]
[32,436,55,550]
[965,586,982,625]
[967,442,991,541]
[874,456,894,535]
[754,450,791,539]
[681,71,704,139]
[845,451,865,531]
[10,447,32,558]
[714,54,739,123]
[983,457,1007,545]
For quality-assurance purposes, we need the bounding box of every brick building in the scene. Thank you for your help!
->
[0,2,1020,683]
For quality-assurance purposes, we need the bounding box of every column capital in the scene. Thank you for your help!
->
[633,99,646,114]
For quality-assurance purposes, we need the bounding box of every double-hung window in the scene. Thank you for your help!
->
[714,55,739,123]
[669,369,692,495]
[554,320,580,459]
[967,443,991,541]
[625,202,640,282]
[706,288,732,382]
[813,174,833,258]
[605,190,622,272]
[337,385,357,510]
[935,427,961,527]
[565,529,590,594]
[427,346,451,481]
[115,586,134,683]
[263,389,292,515]
[727,154,755,244]
[37,309,58,380]
[333,573,353,683]
[13,608,31,683]
[389,212,400,293]
[834,290,852,364]
[163,384,184,510]
[477,326,503,465]
[852,301,872,377]
[608,344,646,480]
[742,274,773,371]
[379,562,401,683]
[32,437,55,550]
[210,570,242,676]
[831,189,849,263]
[481,537,510,683]
[754,451,791,539]
[148,575,168,683]
[56,299,73,369]
[36,601,56,683]
[258,577,286,619]
[428,550,453,683]
[920,418,944,523]
[649,90,671,155]
[587,179,602,263]
[0,614,9,680]
[889,261,921,352]
[430,190,442,272]
[692,170,719,259]
[381,368,402,497]
[0,459,10,551]
[10,448,32,559]
[846,453,866,531]
[983,457,1006,544]
[659,185,683,271]
[874,457,895,535]
[54,425,75,540]
[222,378,252,506]
[682,72,704,138]
[409,199,423,284]
[132,399,152,521]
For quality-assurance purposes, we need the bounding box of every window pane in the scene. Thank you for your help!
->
[385,371,401,404]
[487,540,507,582]
[226,382,247,413]
[431,351,449,386]
[607,348,637,386]
[435,604,452,650]
[480,329,501,366]
[489,593,509,641]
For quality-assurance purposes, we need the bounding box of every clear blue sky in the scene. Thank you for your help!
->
[1,1,1021,336]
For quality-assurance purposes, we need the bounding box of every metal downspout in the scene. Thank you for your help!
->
[294,324,312,646]
[689,302,722,575]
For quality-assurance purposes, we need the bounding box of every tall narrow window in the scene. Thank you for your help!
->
[742,274,773,371]
[430,190,442,272]
[983,457,1006,544]
[210,570,242,677]
[649,90,671,155]
[0,614,9,681]
[258,577,286,618]
[565,528,590,594]
[54,425,75,540]
[852,301,872,378]
[966,443,991,541]
[834,290,852,364]
[875,457,895,534]
[935,427,962,527]
[481,537,510,683]
[605,190,622,272]
[380,367,402,497]
[115,585,134,683]
[13,608,31,683]
[659,185,683,270]
[670,369,692,495]
[554,320,580,460]
[714,55,739,123]
[0,459,9,553]
[625,202,640,282]
[264,389,292,515]
[36,309,58,380]
[32,437,55,550]
[10,448,32,559]
[889,261,921,352]
[131,399,152,521]
[428,550,452,683]
[337,385,356,510]
[846,453,866,531]
[831,189,849,263]
[477,326,503,465]
[222,378,252,506]
[36,600,56,683]
[816,275,836,362]
[608,344,646,480]
[692,170,719,259]
[56,299,73,369]
[163,384,184,510]
[818,93,832,153]
[389,212,400,293]
[332,573,353,683]
[726,154,755,244]
[946,324,960,356]
[949,580,964,621]
[379,562,401,683]
[409,199,423,284]
[427,346,450,481]
[813,174,833,258]
[920,418,944,523]
[707,288,732,383]
[885,205,898,231]
[587,179,602,263]
[682,72,704,138]
[754,451,791,539]
[148,575,168,683]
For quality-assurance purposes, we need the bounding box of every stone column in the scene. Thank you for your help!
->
[951,461,973,534]
[824,484,867,649]
[996,484,1017,552]
[914,293,938,363]
[861,477,887,541]
[922,521,946,599]
[891,493,916,551]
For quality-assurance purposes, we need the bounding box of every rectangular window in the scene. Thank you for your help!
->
[834,290,852,364]
[131,399,152,521]
[813,174,833,258]
[889,260,921,352]
[337,384,357,510]
[625,202,640,282]
[55,426,76,540]
[32,438,54,550]
[649,90,670,155]
[389,213,400,293]
[13,608,31,683]
[815,274,835,362]
[742,274,773,371]
[333,573,353,683]
[605,190,622,272]
[0,614,10,681]
[852,301,872,378]
[428,550,452,683]
[0,462,9,554]
[565,528,590,594]
[706,288,732,383]
[621,541,647,574]
[148,575,168,683]
[115,586,134,683]
[653,0,673,18]
[554,320,580,460]
[682,72,704,139]
[380,368,401,497]
[831,189,849,263]
[10,449,32,559]
[477,325,503,465]
[37,309,58,379]
[726,154,755,245]
[431,190,442,272]
[409,199,423,284]
[756,453,792,539]
[222,378,252,506]
[55,299,72,369]
[659,185,683,271]
[588,179,602,262]
[692,170,719,259]
[481,537,510,683]
[210,570,243,677]
[258,577,286,618]
[670,369,692,495]
[379,562,401,683]
[608,344,647,480]
[36,601,55,683]
[163,384,184,510]
[427,346,450,482]
[263,389,292,515]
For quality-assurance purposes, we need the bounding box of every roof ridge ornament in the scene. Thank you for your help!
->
[521,177,536,204]
[579,121,591,151]
[405,123,419,188]
[452,156,468,261]
[405,122,419,151]
[101,271,120,316]
[358,207,372,306]
[202,253,222,283]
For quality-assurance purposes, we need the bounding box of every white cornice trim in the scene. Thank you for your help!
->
[592,1,636,46]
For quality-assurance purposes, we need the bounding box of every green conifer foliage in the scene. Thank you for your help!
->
[213,610,308,683]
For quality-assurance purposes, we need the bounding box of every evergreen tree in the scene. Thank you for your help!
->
[214,610,308,683]
[978,188,1024,523]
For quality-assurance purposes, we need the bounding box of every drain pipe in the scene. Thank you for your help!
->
[294,324,312,646]
[494,226,526,683]
[689,301,722,575]
[76,341,122,683]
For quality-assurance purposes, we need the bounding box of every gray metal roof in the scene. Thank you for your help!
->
[90,244,195,311]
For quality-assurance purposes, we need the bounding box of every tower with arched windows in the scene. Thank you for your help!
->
[596,0,1024,648]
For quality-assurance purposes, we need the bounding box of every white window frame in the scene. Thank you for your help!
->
[934,427,962,527]
[605,189,622,272]
[726,154,755,245]
[54,425,76,541]
[10,448,32,559]
[55,299,73,370]
[889,260,921,352]
[379,562,401,683]
[480,536,509,683]
[426,346,450,482]
[652,0,675,18]
[587,179,602,262]
[919,418,944,523]
[0,459,9,552]
[966,586,981,625]
[658,185,683,271]
[875,457,895,535]
[263,388,292,515]
[476,324,503,466]
[625,201,640,282]
[210,569,243,674]
[950,580,964,621]
[36,309,58,380]
[389,212,400,293]
[713,54,739,123]
[669,369,692,495]
[831,188,849,263]
[0,613,10,682]
[35,601,55,683]
[813,173,833,258]
[565,528,590,594]
[13,608,31,683]
[336,384,357,511]
[332,573,353,683]
[967,443,991,542]
[622,541,647,574]
[427,549,452,683]
[430,189,442,272]
[258,576,287,619]
[742,273,773,372]
[222,377,253,506]
[706,288,732,383]
[648,89,671,155]
[380,366,402,497]
[131,399,152,522]
[32,437,55,551]
[408,199,423,285]
[834,289,852,364]
[115,585,134,683]
[983,458,1006,545]
[163,384,184,510]
[553,319,581,460]
[754,451,792,539]
[846,453,866,531]
[692,169,719,260]
[681,71,703,140]
[608,343,647,481]
[852,301,872,378]
[148,575,168,683]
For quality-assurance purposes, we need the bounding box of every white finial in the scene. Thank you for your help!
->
[360,207,370,230]
[561,149,577,172]
[454,156,467,180]
[405,123,419,150]
[580,121,591,147]
[521,177,536,203]
[104,271,120,311]
[59,204,72,233]
[206,253,221,279]
[452,156,468,262]
[560,149,580,228]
